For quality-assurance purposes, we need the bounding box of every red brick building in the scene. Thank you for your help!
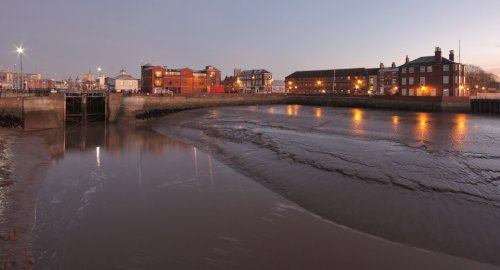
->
[399,47,466,97]
[141,64,221,94]
[285,68,370,95]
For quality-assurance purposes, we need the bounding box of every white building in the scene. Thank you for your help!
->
[113,69,138,93]
[235,69,272,93]
[271,80,285,93]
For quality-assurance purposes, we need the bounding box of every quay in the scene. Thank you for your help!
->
[0,92,499,130]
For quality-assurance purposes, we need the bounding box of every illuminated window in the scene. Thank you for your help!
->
[420,77,425,85]
[155,71,163,78]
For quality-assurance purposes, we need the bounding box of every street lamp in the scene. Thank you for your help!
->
[16,46,25,93]
[97,67,102,90]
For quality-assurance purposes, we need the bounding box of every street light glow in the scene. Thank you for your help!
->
[16,46,25,54]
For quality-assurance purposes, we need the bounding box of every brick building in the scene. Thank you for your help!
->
[285,68,370,95]
[141,64,221,94]
[378,62,399,95]
[399,47,466,97]
[234,69,273,94]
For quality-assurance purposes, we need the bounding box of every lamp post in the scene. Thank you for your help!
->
[16,46,25,94]
[97,67,102,90]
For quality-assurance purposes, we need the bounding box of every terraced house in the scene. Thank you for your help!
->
[399,47,467,97]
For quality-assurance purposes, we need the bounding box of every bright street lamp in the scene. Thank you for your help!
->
[16,46,25,93]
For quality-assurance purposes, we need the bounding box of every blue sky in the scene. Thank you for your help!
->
[1,0,499,80]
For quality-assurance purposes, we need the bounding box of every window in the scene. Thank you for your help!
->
[409,88,415,96]
[443,76,449,84]
[402,88,407,95]
[409,67,414,73]
[420,77,425,85]
[443,65,449,71]
[455,64,459,71]
[409,77,414,85]
[155,71,163,78]
[427,66,433,72]
[420,66,425,73]
[443,89,449,96]
[392,79,397,85]
[455,76,458,84]
[402,67,407,74]
[402,77,407,85]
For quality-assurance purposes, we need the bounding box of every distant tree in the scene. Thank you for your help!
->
[465,64,498,93]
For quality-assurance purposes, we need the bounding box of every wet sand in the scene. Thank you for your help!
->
[152,105,500,268]
[0,129,51,269]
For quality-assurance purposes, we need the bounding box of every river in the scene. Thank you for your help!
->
[2,104,500,269]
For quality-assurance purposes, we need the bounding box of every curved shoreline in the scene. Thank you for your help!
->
[151,105,500,267]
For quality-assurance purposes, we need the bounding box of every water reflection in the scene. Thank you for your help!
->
[286,105,301,116]
[351,109,364,136]
[315,108,323,118]
[451,114,468,148]
[415,112,430,143]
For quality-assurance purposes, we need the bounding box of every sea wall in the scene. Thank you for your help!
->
[118,94,286,123]
[0,97,23,127]
[286,95,471,113]
[22,94,65,130]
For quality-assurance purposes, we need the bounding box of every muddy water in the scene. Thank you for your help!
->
[153,105,500,268]
[30,123,499,270]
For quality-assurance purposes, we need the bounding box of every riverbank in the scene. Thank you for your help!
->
[151,105,500,267]
[0,129,51,270]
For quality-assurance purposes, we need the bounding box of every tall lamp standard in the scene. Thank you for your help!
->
[16,46,25,94]
[97,67,102,90]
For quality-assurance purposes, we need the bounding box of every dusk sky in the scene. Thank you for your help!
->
[1,0,499,80]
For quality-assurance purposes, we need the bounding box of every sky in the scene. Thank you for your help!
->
[1,0,499,80]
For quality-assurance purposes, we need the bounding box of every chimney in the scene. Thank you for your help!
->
[405,55,409,64]
[380,62,385,68]
[435,47,442,63]
[449,50,455,62]
[391,62,396,68]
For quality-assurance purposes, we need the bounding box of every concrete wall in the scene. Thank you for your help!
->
[22,94,65,130]
[107,93,122,123]
[0,97,23,127]
[119,94,285,123]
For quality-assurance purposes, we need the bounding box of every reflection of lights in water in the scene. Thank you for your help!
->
[392,116,399,125]
[269,107,275,114]
[415,113,429,142]
[351,109,364,135]
[96,146,101,167]
[287,105,300,116]
[193,147,200,192]
[452,114,468,148]
[315,108,322,118]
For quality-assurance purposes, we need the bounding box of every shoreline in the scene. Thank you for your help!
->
[0,129,51,269]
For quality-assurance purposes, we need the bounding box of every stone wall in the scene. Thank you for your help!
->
[0,97,23,127]
[22,94,65,130]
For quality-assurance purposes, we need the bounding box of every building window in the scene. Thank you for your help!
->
[409,88,415,96]
[455,64,459,71]
[155,71,163,78]
[420,66,425,73]
[402,77,407,85]
[455,76,459,84]
[392,79,396,85]
[427,66,433,72]
[402,67,407,74]
[409,67,414,73]
[409,77,414,85]
[443,76,449,84]
[420,77,425,85]
[443,89,449,96]
[402,88,407,95]
[443,65,449,71]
